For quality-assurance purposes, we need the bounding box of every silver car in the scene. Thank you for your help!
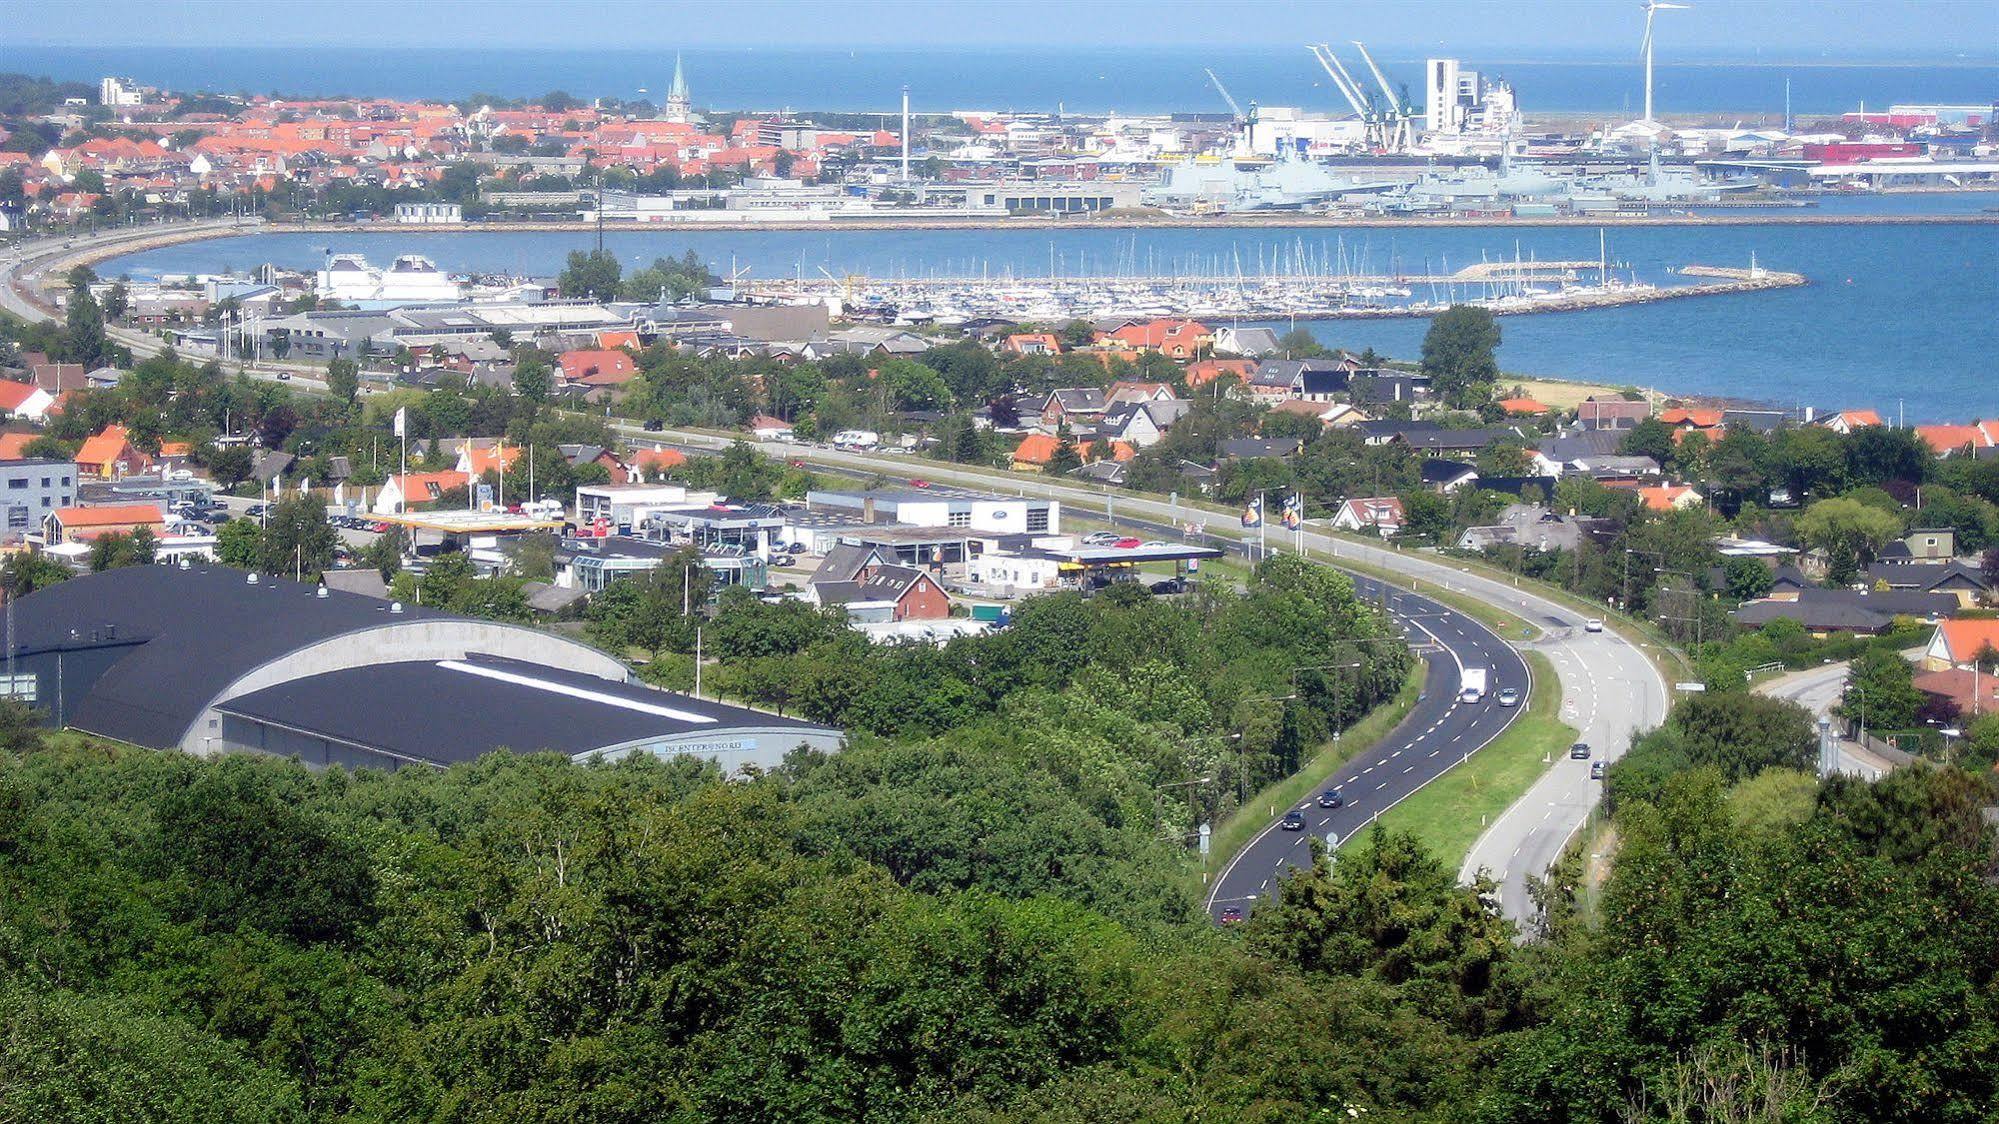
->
[1497,688,1520,707]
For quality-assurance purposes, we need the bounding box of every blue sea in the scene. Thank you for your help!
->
[101,199,1999,423]
[8,45,1995,117]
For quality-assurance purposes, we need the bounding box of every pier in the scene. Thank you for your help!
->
[738,261,1809,323]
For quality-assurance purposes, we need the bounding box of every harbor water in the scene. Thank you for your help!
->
[103,204,1999,422]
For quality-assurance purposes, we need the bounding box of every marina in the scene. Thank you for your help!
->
[737,252,1806,324]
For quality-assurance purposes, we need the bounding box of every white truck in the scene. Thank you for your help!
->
[832,429,880,451]
[1458,667,1489,704]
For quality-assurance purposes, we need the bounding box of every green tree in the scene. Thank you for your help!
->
[257,496,338,577]
[1839,648,1923,732]
[558,248,622,301]
[1797,495,1903,582]
[324,357,359,405]
[216,517,262,568]
[1418,305,1500,409]
[64,285,106,368]
[510,348,552,403]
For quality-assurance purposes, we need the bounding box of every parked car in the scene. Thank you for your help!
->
[1218,906,1244,925]
[1280,810,1307,831]
[1150,577,1188,594]
[1113,537,1142,548]
[1082,531,1120,546]
[1317,787,1344,809]
[1584,618,1604,633]
[642,419,664,431]
[1569,742,1592,760]
[1497,687,1520,707]
[1589,761,1606,780]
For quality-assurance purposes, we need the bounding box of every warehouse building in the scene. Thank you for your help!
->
[4,564,840,772]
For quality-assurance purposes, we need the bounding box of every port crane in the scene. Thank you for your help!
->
[1307,42,1415,154]
[1204,68,1247,125]
[1350,41,1416,153]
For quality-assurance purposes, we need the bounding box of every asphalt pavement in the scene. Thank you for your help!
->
[1203,574,1529,921]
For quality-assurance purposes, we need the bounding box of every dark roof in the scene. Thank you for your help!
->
[1867,561,1990,591]
[212,654,830,768]
[1735,588,1955,632]
[1220,437,1302,460]
[856,563,936,602]
[1476,475,1561,498]
[1356,420,1442,440]
[814,543,880,585]
[1420,458,1478,485]
[1396,427,1509,451]
[10,564,447,749]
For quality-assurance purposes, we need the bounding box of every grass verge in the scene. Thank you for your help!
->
[1202,658,1426,876]
[1363,652,1576,866]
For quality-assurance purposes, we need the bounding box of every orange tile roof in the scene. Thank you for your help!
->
[0,433,38,459]
[0,381,45,410]
[560,349,637,385]
[463,445,522,474]
[1834,409,1883,428]
[1936,619,1999,664]
[1011,433,1060,465]
[1915,424,1990,456]
[629,448,686,471]
[75,425,141,468]
[1636,484,1701,511]
[1660,407,1724,428]
[53,504,165,528]
[1497,397,1550,415]
[389,471,470,501]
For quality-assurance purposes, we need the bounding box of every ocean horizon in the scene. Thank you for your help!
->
[9,44,1996,118]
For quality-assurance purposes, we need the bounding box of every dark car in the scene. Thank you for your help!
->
[1218,906,1245,925]
[1150,577,1188,594]
[642,419,664,431]
[1280,810,1307,831]
[1570,742,1592,760]
[1317,787,1344,809]
[1589,761,1606,780]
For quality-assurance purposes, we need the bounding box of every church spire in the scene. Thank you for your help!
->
[666,53,691,122]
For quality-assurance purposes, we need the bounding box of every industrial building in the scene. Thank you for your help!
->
[5,564,840,773]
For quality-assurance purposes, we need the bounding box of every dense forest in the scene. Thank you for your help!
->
[3,554,1996,1122]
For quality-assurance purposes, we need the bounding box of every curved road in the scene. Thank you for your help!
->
[6,221,1670,928]
[1205,574,1528,920]
[636,427,1671,924]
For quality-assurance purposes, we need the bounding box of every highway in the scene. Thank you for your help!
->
[625,425,1672,924]
[1204,573,1527,920]
[5,220,1671,928]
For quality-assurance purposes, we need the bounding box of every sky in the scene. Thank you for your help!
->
[6,0,1995,54]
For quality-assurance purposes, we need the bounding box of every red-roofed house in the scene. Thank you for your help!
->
[1913,667,1999,720]
[1497,396,1550,417]
[1823,409,1884,435]
[1330,496,1406,536]
[373,471,469,514]
[559,349,638,386]
[1923,619,1999,671]
[1001,332,1062,357]
[456,444,522,477]
[1184,359,1258,390]
[42,503,165,544]
[1010,433,1061,471]
[627,447,687,481]
[1095,318,1213,360]
[0,380,55,422]
[74,425,149,479]
[0,433,39,459]
[1914,422,1998,457]
[1636,484,1704,512]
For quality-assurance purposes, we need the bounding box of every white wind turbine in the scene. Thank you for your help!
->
[1640,0,1690,124]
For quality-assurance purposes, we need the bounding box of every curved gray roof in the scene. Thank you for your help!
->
[9,565,450,748]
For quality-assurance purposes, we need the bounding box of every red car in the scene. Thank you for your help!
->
[908,478,931,488]
[1218,906,1244,924]
[1114,537,1142,548]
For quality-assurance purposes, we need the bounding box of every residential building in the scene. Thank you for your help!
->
[0,458,76,541]
[1330,496,1405,535]
[41,502,164,545]
[810,562,951,622]
[1095,318,1212,360]
[73,424,150,479]
[1735,589,1957,636]
[1923,618,1999,671]
[1867,560,1989,609]
[1212,326,1282,358]
[1575,394,1655,428]
[1459,504,1615,552]
[558,348,637,387]
[0,380,55,423]
[373,471,470,514]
